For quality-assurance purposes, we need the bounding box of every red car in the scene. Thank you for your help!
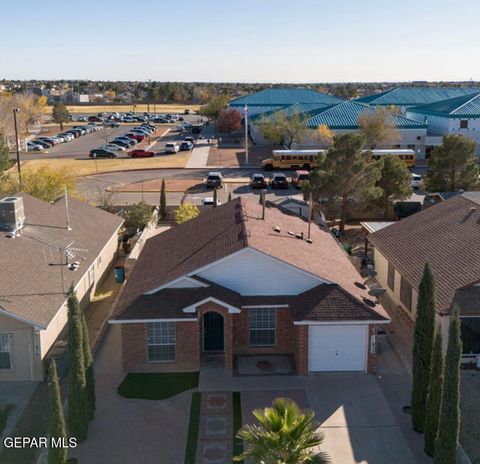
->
[125,133,146,142]
[128,149,155,158]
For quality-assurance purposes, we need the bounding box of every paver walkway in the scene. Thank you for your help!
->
[196,392,233,464]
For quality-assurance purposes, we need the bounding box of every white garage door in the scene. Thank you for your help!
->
[308,325,368,372]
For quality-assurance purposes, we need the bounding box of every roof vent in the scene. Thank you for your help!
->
[287,230,295,236]
[273,226,280,233]
[295,232,304,240]
[0,196,25,233]
[469,207,476,212]
[306,238,312,244]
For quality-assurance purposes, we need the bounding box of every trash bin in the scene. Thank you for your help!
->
[114,266,125,283]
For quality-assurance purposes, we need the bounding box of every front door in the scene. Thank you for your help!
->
[203,312,224,352]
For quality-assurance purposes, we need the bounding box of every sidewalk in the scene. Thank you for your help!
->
[186,143,211,168]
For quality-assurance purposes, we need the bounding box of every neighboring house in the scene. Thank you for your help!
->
[0,194,123,382]
[269,197,311,220]
[249,100,428,157]
[368,192,480,361]
[112,198,389,375]
[356,87,480,110]
[229,88,343,118]
[407,92,480,156]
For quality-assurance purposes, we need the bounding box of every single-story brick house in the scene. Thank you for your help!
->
[368,191,480,361]
[0,193,123,382]
[112,198,389,374]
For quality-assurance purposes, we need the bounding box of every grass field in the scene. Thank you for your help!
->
[20,152,190,177]
[63,104,200,114]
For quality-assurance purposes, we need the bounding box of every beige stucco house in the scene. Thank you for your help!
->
[0,193,123,382]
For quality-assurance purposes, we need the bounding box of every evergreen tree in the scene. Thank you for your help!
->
[48,359,67,464]
[424,327,444,456]
[425,135,479,192]
[159,179,167,221]
[0,135,10,174]
[80,311,95,421]
[67,289,88,441]
[51,103,71,131]
[434,306,462,464]
[308,133,380,232]
[411,261,436,432]
[213,187,218,208]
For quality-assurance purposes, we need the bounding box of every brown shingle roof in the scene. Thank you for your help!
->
[453,286,480,316]
[0,193,123,327]
[115,198,388,321]
[368,193,480,314]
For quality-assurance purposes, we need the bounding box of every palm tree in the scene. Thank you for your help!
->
[234,397,329,464]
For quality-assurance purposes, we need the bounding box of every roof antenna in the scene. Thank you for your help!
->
[65,186,72,231]
[307,192,313,241]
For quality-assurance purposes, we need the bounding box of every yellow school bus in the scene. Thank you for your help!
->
[370,149,416,167]
[262,150,326,171]
[262,148,416,170]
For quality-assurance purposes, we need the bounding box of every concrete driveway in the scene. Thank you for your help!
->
[232,373,416,464]
[69,325,191,464]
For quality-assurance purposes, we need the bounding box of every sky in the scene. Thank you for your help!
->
[1,0,480,83]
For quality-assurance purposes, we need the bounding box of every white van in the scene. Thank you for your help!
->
[165,142,180,154]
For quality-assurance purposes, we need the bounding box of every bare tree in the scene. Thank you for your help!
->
[358,107,400,149]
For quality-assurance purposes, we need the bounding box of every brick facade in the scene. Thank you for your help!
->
[294,325,309,375]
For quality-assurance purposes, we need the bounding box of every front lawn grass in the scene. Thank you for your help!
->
[118,372,199,400]
[184,392,201,464]
[232,391,244,462]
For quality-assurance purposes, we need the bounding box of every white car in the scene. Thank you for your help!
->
[27,142,44,151]
[411,173,423,189]
[165,142,180,154]
[102,144,126,152]
[202,197,222,206]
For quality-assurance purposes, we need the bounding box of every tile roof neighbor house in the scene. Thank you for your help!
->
[0,193,123,381]
[356,87,480,108]
[112,198,389,375]
[368,192,480,359]
[406,93,480,155]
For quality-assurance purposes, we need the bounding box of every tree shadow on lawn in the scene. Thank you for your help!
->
[117,372,199,400]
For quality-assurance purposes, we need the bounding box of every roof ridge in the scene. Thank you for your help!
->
[238,197,250,247]
[452,92,480,114]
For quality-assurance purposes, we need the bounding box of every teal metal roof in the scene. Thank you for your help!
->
[356,87,480,107]
[230,88,343,107]
[250,102,330,123]
[304,101,427,129]
[408,92,480,118]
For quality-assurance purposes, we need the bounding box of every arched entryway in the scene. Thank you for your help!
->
[203,312,224,352]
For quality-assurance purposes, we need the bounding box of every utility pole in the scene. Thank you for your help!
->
[13,108,22,188]
[147,79,151,115]
[244,105,249,165]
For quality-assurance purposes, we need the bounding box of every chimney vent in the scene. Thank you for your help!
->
[0,197,25,233]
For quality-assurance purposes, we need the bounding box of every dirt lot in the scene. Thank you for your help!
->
[208,145,274,167]
[62,104,199,114]
[461,370,480,464]
[19,152,190,177]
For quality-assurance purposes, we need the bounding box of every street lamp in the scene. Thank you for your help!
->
[244,105,249,165]
[13,108,22,188]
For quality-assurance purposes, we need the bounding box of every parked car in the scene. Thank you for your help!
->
[250,173,268,189]
[106,121,120,128]
[180,141,193,151]
[205,172,223,189]
[411,173,423,189]
[184,109,190,115]
[59,133,75,142]
[110,139,130,149]
[128,149,155,158]
[270,173,289,189]
[33,139,53,149]
[88,116,103,122]
[164,142,180,154]
[89,148,117,159]
[115,136,136,146]
[76,116,87,122]
[125,133,146,142]
[102,144,126,152]
[37,136,59,145]
[27,142,44,151]
[291,170,310,189]
[123,116,135,123]
[133,126,153,134]
[184,136,195,144]
[202,196,222,206]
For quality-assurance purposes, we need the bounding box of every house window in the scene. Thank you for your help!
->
[249,308,276,346]
[147,322,175,362]
[0,334,11,369]
[461,317,480,355]
[387,262,395,291]
[88,267,95,287]
[460,120,468,129]
[407,144,415,150]
[416,136,422,140]
[400,276,412,312]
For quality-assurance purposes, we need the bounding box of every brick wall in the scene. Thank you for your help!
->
[121,321,200,373]
[232,308,295,356]
[367,324,377,374]
[294,325,308,375]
